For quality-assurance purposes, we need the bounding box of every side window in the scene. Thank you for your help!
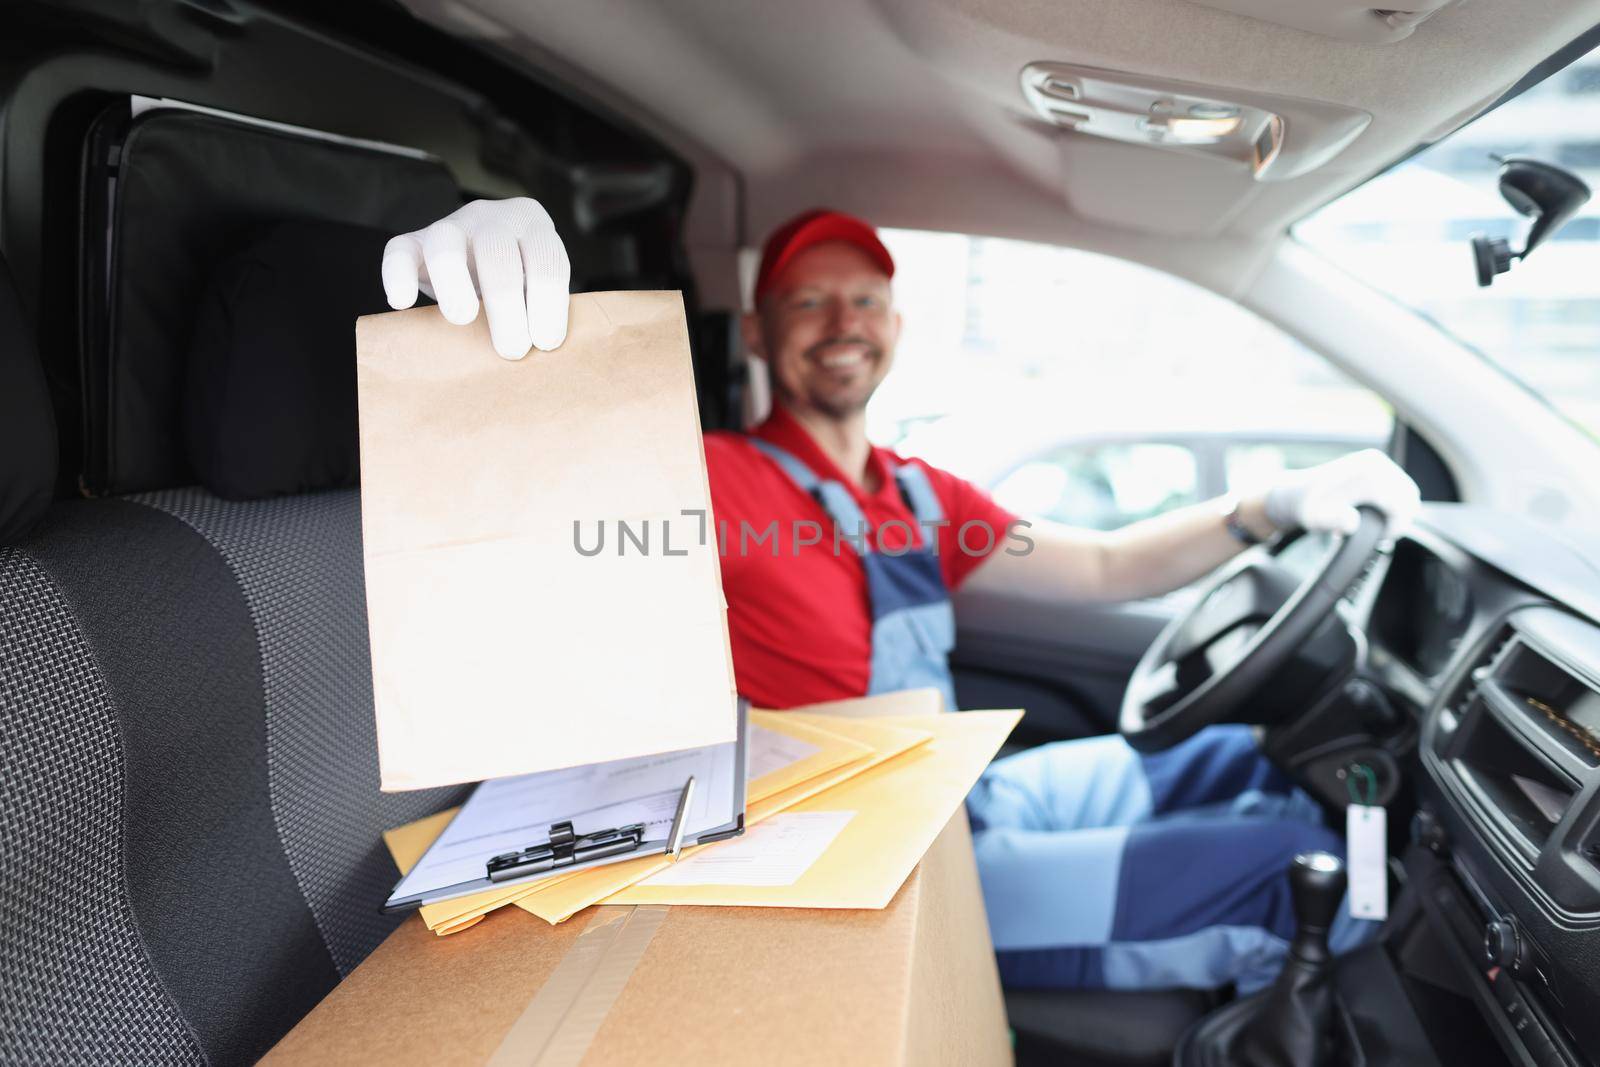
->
[1223,440,1365,495]
[993,442,1201,529]
[873,230,1392,527]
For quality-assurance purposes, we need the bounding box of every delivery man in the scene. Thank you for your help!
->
[379,198,1419,993]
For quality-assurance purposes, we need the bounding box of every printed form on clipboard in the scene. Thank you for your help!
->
[385,702,749,911]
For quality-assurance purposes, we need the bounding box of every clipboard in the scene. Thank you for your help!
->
[384,702,749,912]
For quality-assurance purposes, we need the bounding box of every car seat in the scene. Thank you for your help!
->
[0,104,471,1062]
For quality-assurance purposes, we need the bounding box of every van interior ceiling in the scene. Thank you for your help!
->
[367,0,1600,276]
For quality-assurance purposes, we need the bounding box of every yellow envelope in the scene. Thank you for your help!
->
[512,715,937,925]
[747,715,933,822]
[383,711,880,933]
[778,687,948,718]
[744,711,874,800]
[605,710,1020,910]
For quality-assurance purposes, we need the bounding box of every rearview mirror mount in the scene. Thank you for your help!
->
[1470,157,1591,287]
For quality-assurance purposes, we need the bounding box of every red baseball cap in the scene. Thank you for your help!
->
[753,208,895,304]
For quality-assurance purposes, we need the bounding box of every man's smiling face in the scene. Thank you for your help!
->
[746,240,902,421]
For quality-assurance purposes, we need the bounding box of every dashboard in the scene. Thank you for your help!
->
[1370,539,1476,679]
[1355,505,1600,1067]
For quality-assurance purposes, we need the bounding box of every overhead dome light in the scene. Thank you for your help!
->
[1020,64,1280,174]
[1140,114,1244,143]
[1018,63,1369,181]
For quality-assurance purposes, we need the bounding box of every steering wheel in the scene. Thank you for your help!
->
[1119,505,1387,753]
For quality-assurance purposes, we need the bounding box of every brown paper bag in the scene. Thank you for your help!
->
[355,293,737,791]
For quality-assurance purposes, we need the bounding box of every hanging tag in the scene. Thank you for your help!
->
[1347,805,1388,921]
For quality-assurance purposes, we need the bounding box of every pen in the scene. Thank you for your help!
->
[667,776,695,860]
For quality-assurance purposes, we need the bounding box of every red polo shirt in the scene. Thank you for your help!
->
[702,406,1019,709]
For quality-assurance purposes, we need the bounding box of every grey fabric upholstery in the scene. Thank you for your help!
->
[22,498,343,1063]
[2,489,463,1063]
[0,549,203,1066]
[136,488,464,975]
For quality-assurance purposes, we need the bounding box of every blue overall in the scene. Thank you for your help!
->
[749,439,958,709]
[968,727,1379,993]
[752,439,1377,993]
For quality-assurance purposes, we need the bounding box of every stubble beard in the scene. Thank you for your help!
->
[796,338,884,420]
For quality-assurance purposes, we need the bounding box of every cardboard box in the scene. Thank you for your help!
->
[263,812,1010,1066]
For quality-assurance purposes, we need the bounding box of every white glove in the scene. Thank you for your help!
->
[1263,449,1421,537]
[381,197,570,359]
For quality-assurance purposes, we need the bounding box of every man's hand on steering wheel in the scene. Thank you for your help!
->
[1260,448,1421,539]
[1120,450,1420,752]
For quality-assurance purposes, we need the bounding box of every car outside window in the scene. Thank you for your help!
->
[1223,440,1364,495]
[872,231,1392,526]
[992,442,1202,530]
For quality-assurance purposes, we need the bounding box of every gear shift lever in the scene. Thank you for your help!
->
[1234,851,1347,1067]
[1287,852,1346,963]
[1174,852,1353,1067]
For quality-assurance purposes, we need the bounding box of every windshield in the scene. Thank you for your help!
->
[1295,41,1600,438]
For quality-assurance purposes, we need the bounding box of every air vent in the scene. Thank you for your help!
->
[1427,608,1600,909]
[1449,623,1515,721]
[1477,625,1517,684]
[1434,621,1583,861]
[1440,608,1600,766]
[1496,638,1600,766]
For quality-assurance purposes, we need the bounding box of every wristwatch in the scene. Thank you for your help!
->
[1221,497,1270,547]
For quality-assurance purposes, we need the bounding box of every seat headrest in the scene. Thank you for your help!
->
[185,220,396,500]
[89,108,460,495]
[0,252,57,543]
